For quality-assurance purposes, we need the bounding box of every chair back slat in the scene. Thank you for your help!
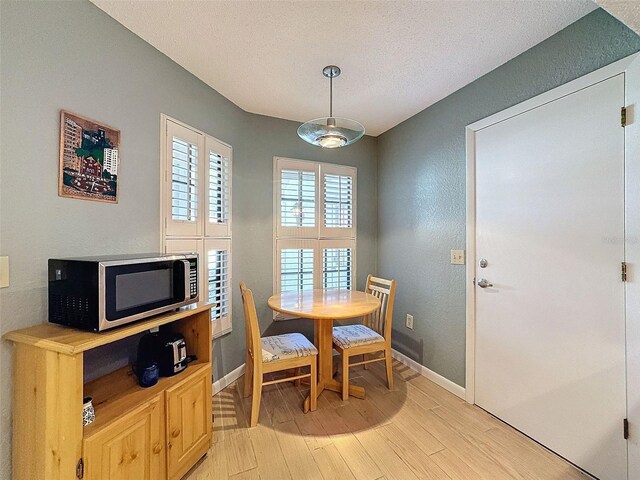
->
[239,282,262,365]
[369,275,393,287]
[363,275,396,340]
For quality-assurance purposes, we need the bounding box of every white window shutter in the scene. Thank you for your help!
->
[164,120,204,237]
[272,158,356,304]
[275,239,318,293]
[162,115,233,338]
[205,137,232,238]
[275,157,318,238]
[320,164,356,239]
[321,240,355,290]
[205,238,232,337]
[274,239,318,320]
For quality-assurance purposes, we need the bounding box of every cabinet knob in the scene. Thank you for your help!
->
[171,428,181,438]
[153,443,162,454]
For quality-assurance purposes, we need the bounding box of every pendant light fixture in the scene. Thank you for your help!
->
[297,65,365,148]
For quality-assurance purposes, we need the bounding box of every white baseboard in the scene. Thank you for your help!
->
[212,352,466,400]
[391,349,466,400]
[213,363,246,395]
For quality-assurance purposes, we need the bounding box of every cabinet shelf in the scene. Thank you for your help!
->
[2,302,213,355]
[4,303,214,480]
[83,361,209,439]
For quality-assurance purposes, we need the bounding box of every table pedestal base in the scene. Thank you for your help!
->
[303,319,366,413]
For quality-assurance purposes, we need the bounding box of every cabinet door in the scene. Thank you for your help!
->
[83,396,165,480]
[166,367,212,480]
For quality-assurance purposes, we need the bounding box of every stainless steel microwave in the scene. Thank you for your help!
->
[48,253,198,332]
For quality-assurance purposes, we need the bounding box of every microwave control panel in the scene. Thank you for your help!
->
[189,257,198,300]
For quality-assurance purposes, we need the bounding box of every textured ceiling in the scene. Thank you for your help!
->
[595,0,640,34]
[91,0,596,136]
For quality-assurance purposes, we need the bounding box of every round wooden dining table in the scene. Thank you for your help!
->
[268,289,381,411]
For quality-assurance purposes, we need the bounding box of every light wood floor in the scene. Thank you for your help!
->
[185,359,588,480]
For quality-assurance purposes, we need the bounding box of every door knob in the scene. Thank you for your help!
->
[477,278,493,288]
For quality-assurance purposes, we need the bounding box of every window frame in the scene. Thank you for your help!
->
[273,157,357,302]
[161,114,232,338]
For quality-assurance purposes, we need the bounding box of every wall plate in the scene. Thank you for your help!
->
[451,249,465,265]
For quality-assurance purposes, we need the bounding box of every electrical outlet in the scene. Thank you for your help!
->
[451,249,465,265]
[406,314,414,330]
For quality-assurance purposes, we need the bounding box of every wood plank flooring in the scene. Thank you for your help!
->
[185,359,588,480]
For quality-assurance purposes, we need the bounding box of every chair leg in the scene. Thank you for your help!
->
[243,354,252,398]
[309,359,317,412]
[385,348,394,390]
[250,371,262,427]
[342,353,350,401]
[294,367,302,387]
[363,353,368,370]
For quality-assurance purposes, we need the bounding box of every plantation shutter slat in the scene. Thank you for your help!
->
[206,137,232,237]
[323,173,353,229]
[322,247,353,290]
[171,140,198,221]
[206,238,232,337]
[208,249,229,320]
[280,247,314,292]
[319,164,356,238]
[165,120,203,236]
[276,158,318,238]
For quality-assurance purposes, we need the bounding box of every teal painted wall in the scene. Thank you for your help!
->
[1,1,640,478]
[0,2,377,477]
[377,8,640,387]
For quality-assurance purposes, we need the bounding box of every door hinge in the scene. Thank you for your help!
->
[621,107,627,127]
[624,418,629,440]
[622,262,628,282]
[76,458,84,479]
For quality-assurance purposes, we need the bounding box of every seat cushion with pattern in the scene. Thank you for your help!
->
[261,333,318,363]
[332,324,385,349]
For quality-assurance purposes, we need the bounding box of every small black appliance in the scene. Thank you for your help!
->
[136,332,193,382]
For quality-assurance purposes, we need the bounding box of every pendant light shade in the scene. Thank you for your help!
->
[298,66,365,148]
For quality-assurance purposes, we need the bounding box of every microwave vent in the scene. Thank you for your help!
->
[50,294,90,325]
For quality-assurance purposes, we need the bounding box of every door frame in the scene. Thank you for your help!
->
[465,52,640,478]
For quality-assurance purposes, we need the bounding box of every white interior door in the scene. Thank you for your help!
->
[474,73,627,480]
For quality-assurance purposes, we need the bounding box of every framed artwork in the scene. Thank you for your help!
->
[59,110,120,203]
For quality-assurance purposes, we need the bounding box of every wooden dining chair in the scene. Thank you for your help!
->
[239,282,318,426]
[332,275,397,400]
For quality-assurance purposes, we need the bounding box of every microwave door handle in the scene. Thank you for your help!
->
[181,260,190,302]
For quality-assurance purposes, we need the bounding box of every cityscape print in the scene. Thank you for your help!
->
[59,111,120,203]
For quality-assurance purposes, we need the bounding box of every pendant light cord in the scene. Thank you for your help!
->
[329,75,333,118]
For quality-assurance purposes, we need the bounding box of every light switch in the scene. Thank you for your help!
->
[0,256,8,288]
[450,250,465,265]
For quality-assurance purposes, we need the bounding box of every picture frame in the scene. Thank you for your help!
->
[59,110,120,203]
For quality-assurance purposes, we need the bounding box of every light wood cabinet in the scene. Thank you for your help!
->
[166,368,212,480]
[83,396,165,480]
[4,303,214,480]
